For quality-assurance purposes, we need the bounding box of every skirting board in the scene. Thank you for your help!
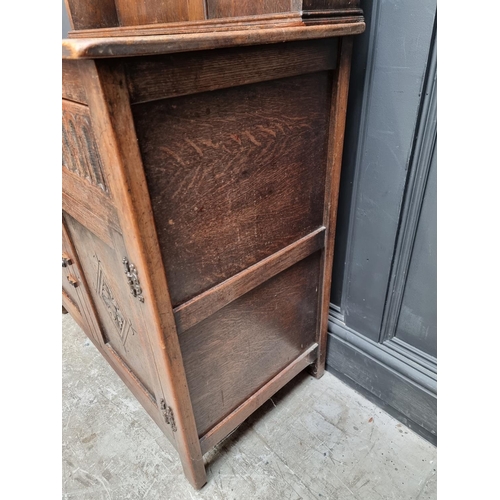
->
[326,317,437,445]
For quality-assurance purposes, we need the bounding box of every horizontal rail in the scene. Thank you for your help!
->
[174,227,325,333]
[62,22,366,59]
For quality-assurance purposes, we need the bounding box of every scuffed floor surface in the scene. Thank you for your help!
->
[62,315,437,499]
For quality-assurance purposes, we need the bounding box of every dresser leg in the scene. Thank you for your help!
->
[179,448,207,490]
[62,305,68,315]
[308,360,325,379]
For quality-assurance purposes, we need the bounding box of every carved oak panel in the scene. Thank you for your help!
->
[62,100,108,193]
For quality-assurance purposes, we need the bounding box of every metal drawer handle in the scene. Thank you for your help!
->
[62,254,73,267]
[67,275,78,288]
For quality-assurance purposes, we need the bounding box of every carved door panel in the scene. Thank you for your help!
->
[64,212,159,400]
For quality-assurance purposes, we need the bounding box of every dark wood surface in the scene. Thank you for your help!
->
[62,97,120,247]
[179,253,321,436]
[206,0,290,18]
[68,13,303,38]
[62,168,121,248]
[63,0,362,33]
[134,69,331,306]
[62,22,365,59]
[199,343,318,453]
[314,36,353,377]
[62,60,87,104]
[125,38,337,104]
[64,0,118,30]
[114,0,205,26]
[174,227,325,333]
[79,59,207,488]
[62,1,364,487]
[302,0,361,9]
[62,100,108,193]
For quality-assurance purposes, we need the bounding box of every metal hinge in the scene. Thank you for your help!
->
[160,399,177,432]
[123,257,144,302]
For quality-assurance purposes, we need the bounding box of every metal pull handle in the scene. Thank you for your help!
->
[123,257,144,302]
[67,275,78,288]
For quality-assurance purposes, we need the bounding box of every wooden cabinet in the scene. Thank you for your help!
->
[62,0,364,489]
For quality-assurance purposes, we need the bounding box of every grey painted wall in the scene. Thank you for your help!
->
[327,0,437,443]
[62,1,71,38]
[395,148,436,358]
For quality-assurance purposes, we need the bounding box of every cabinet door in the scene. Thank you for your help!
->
[64,212,160,401]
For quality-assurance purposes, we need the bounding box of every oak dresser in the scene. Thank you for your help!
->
[62,0,365,488]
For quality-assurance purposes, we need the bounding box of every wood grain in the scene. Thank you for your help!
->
[62,100,108,193]
[179,253,321,436]
[62,169,121,248]
[126,38,337,104]
[114,0,205,26]
[302,13,364,26]
[313,36,354,378]
[68,13,303,38]
[62,193,114,249]
[174,227,325,333]
[199,343,318,453]
[134,71,331,306]
[62,60,87,104]
[61,0,364,484]
[80,60,207,488]
[206,0,290,18]
[64,0,118,30]
[62,22,366,59]
[300,0,364,27]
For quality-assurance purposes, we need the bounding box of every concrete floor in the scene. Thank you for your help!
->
[62,315,437,500]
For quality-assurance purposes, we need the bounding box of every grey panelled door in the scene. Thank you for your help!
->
[62,0,71,38]
[327,0,437,443]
